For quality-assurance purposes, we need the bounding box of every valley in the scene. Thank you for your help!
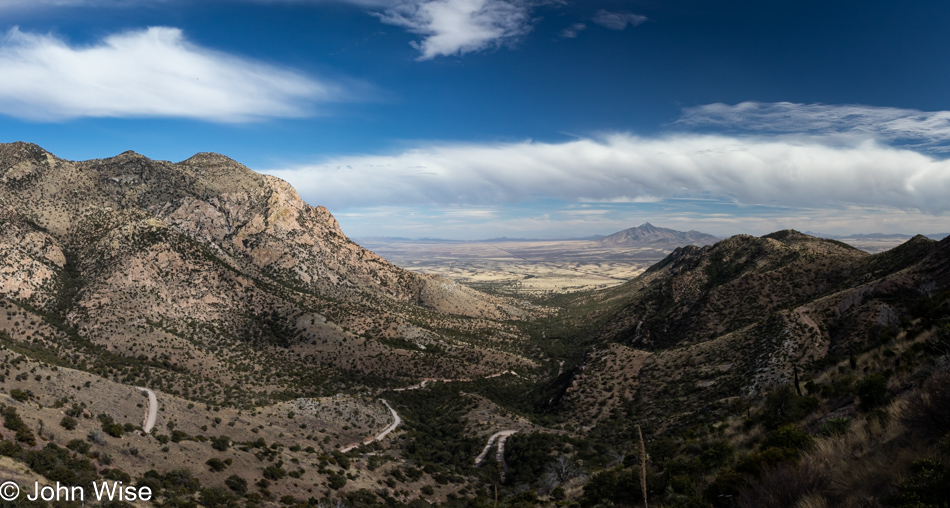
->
[0,143,948,508]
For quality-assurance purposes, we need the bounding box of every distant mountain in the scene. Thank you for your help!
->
[805,231,950,241]
[598,222,720,248]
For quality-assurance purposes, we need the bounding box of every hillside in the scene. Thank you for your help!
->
[0,142,537,406]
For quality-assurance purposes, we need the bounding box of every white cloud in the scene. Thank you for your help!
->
[374,0,534,59]
[591,10,647,31]
[264,133,950,213]
[560,22,586,39]
[0,26,337,122]
[678,102,950,153]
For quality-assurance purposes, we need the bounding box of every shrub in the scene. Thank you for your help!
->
[759,386,819,429]
[10,389,31,402]
[761,425,813,453]
[328,473,347,490]
[211,435,230,451]
[903,373,950,437]
[206,458,227,472]
[856,373,889,412]
[60,416,78,430]
[581,467,643,507]
[700,440,735,470]
[263,465,286,480]
[103,423,124,438]
[199,486,236,507]
[332,450,351,469]
[887,458,950,507]
[63,436,88,452]
[225,475,248,495]
[102,468,132,483]
[2,406,36,445]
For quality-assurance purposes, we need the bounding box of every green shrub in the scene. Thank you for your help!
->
[199,486,236,507]
[887,458,950,507]
[761,424,812,453]
[225,475,247,495]
[263,465,286,480]
[328,473,347,490]
[10,389,31,402]
[210,435,230,451]
[60,416,78,430]
[758,386,819,429]
[206,458,228,472]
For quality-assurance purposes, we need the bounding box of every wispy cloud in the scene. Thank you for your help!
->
[374,0,535,60]
[0,27,339,122]
[591,10,647,31]
[560,22,586,39]
[678,102,950,153]
[265,132,950,212]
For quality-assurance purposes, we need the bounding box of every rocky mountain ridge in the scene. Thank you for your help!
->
[0,142,536,406]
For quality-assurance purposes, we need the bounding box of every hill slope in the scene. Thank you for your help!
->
[0,142,536,406]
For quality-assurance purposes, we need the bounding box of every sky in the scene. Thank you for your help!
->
[1,0,949,239]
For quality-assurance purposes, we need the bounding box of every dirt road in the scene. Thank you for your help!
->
[340,399,401,452]
[136,387,157,433]
[474,430,517,466]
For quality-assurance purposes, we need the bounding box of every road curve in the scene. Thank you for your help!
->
[340,399,401,452]
[136,387,158,433]
[474,430,517,466]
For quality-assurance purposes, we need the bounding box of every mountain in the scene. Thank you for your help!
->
[0,142,535,406]
[2,142,950,508]
[598,222,720,248]
[557,230,949,430]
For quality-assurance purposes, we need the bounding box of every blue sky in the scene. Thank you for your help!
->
[1,0,949,239]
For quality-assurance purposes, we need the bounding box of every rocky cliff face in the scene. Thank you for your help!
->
[0,142,534,405]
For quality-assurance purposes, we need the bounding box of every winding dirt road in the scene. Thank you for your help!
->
[340,399,401,452]
[136,387,158,433]
[474,430,517,466]
[392,370,519,392]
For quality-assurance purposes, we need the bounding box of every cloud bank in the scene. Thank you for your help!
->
[679,102,950,153]
[266,132,950,212]
[375,0,534,59]
[0,27,335,122]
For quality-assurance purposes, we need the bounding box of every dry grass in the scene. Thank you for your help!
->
[739,397,927,508]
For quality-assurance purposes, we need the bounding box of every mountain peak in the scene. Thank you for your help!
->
[599,223,719,248]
